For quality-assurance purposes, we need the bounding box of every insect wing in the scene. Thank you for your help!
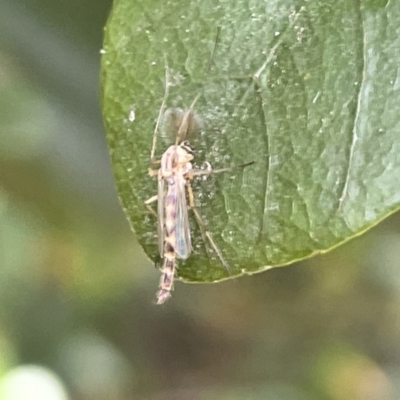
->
[157,176,166,257]
[175,179,191,259]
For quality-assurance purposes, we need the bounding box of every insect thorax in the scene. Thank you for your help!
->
[160,143,195,174]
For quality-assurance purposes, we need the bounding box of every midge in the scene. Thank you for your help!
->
[145,33,253,304]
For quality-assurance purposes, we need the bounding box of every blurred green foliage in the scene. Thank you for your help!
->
[0,0,400,399]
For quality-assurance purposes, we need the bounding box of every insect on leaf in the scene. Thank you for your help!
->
[102,0,400,283]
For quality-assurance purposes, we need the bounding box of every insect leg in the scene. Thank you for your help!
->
[144,194,158,218]
[148,167,160,177]
[150,55,170,163]
[186,182,231,274]
[144,195,158,205]
[190,161,255,177]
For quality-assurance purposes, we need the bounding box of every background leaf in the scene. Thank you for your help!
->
[102,0,400,282]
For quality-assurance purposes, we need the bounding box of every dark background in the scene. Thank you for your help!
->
[0,1,399,399]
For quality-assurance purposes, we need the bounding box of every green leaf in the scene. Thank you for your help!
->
[101,0,400,283]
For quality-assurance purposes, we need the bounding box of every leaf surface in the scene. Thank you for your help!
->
[102,0,400,282]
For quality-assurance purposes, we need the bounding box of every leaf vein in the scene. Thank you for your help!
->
[338,3,365,211]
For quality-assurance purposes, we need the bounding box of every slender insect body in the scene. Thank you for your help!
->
[151,135,250,304]
[155,142,194,304]
[157,256,175,304]
[146,29,254,304]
